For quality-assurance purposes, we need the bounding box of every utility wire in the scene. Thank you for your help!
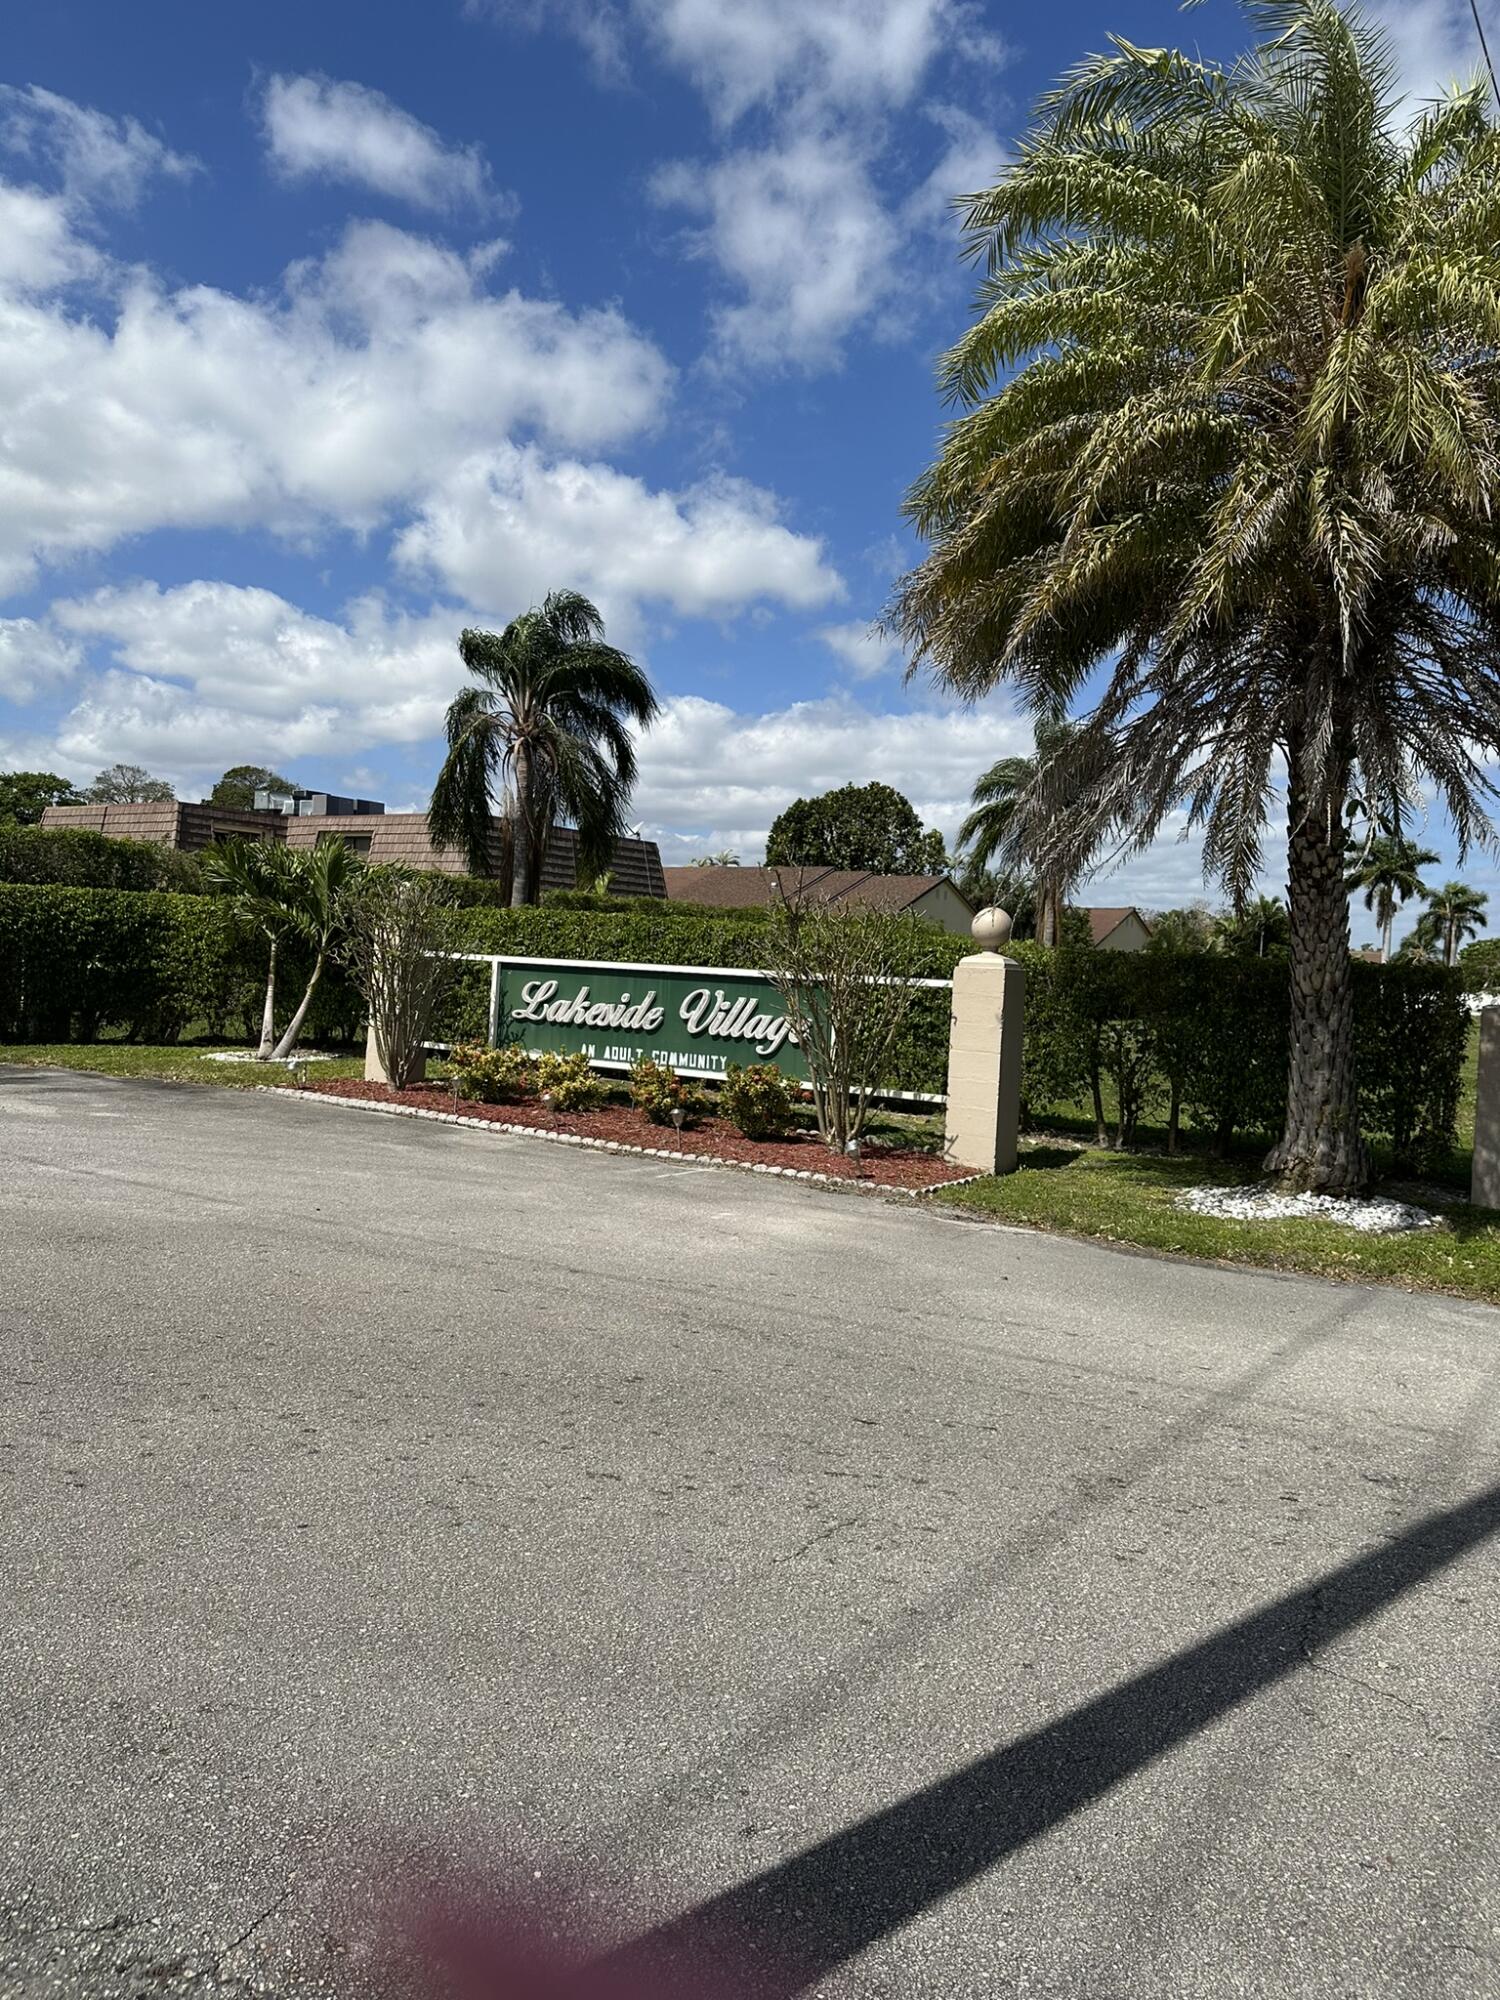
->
[1471,0,1500,110]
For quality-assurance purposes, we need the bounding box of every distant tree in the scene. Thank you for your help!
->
[1345,832,1438,963]
[956,720,1095,945]
[1396,912,1443,964]
[86,763,174,804]
[1422,881,1489,967]
[689,850,740,867]
[765,782,945,876]
[0,770,84,824]
[1145,904,1215,954]
[1213,897,1291,959]
[210,764,294,810]
[953,860,1036,936]
[1459,936,1500,993]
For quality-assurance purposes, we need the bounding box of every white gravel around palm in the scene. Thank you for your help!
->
[1175,1186,1440,1233]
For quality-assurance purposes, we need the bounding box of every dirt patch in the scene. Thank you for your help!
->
[288,1078,972,1191]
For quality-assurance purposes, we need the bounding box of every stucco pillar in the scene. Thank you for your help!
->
[944,908,1026,1176]
[1471,1007,1500,1209]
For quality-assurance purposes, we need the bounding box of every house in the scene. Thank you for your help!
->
[662,863,976,936]
[1086,906,1153,952]
[41,793,666,896]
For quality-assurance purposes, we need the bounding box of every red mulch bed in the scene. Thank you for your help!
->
[287,1078,973,1191]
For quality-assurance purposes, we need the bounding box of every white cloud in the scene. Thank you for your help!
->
[0,615,81,701]
[1367,2,1486,108]
[0,184,98,291]
[50,583,462,773]
[0,84,196,210]
[489,3,1009,367]
[653,132,901,366]
[483,3,1003,122]
[632,690,1029,860]
[261,74,508,213]
[0,213,671,594]
[640,0,993,125]
[818,618,901,679]
[903,101,1006,228]
[395,447,843,636]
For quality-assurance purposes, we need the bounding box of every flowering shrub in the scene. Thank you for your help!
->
[628,1055,710,1126]
[534,1049,607,1111]
[447,1040,533,1104]
[720,1062,798,1140]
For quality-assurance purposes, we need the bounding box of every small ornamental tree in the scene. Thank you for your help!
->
[343,868,464,1089]
[762,899,929,1151]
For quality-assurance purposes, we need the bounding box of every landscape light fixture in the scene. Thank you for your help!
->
[671,1104,686,1149]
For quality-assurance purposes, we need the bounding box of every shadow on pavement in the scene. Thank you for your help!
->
[597,1481,1500,1997]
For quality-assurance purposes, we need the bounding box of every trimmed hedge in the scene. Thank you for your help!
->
[0,885,1464,1165]
[0,823,206,893]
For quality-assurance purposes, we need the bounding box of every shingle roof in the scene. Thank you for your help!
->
[1087,906,1151,945]
[284,813,665,892]
[662,864,969,916]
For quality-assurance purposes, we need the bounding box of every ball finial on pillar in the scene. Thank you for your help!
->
[970,905,1013,953]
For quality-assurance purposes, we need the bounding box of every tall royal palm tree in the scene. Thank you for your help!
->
[428,591,659,905]
[890,1,1500,1191]
[958,719,1087,945]
[1423,880,1489,966]
[1345,832,1439,961]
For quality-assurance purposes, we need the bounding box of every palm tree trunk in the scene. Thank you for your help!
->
[256,936,277,1058]
[271,952,324,1061]
[1381,908,1393,965]
[510,741,532,908]
[1264,743,1367,1192]
[1446,918,1457,968]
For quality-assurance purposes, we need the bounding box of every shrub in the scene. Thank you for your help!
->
[342,869,465,1089]
[761,902,934,1150]
[0,822,205,892]
[720,1063,798,1140]
[534,1049,607,1111]
[448,1040,534,1104]
[628,1055,711,1126]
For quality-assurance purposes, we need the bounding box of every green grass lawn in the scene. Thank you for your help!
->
[936,1143,1500,1303]
[0,1039,366,1089]
[6,1024,1496,1303]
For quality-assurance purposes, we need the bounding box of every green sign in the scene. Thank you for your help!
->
[487,955,809,1081]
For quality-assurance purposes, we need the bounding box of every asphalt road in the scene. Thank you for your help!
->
[2,1065,1498,2000]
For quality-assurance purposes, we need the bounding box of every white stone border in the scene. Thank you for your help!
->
[261,1087,988,1200]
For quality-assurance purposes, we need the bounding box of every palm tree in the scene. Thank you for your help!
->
[890,2,1500,1192]
[270,838,360,1058]
[207,839,302,1057]
[428,591,659,905]
[1213,896,1291,959]
[1345,833,1439,961]
[957,719,1088,945]
[206,838,359,1058]
[1423,880,1489,966]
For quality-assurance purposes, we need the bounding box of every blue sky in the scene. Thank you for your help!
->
[0,0,1488,920]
